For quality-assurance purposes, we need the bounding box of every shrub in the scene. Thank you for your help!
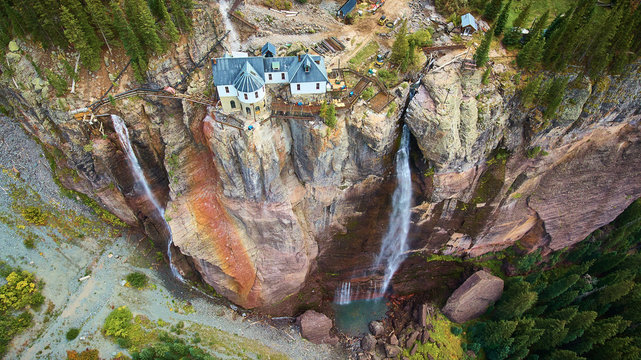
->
[104,306,133,338]
[21,206,47,225]
[45,69,68,97]
[526,146,548,159]
[361,86,375,100]
[66,327,80,340]
[126,272,149,289]
[320,103,337,128]
[263,0,291,10]
[451,325,463,336]
[66,349,100,360]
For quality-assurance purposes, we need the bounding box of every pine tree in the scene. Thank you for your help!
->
[86,0,115,40]
[590,337,641,360]
[391,21,409,68]
[562,311,597,344]
[543,76,567,119]
[539,274,580,302]
[125,0,163,54]
[547,350,586,360]
[494,279,538,320]
[517,34,544,69]
[508,318,544,359]
[111,1,148,81]
[62,0,102,50]
[587,4,623,78]
[169,0,192,33]
[484,0,503,22]
[512,2,532,28]
[530,10,549,38]
[521,74,542,107]
[571,316,631,354]
[474,29,493,67]
[32,0,67,47]
[531,318,568,351]
[157,0,180,42]
[494,0,511,36]
[60,5,100,71]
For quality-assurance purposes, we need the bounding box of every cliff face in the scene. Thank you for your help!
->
[2,1,640,310]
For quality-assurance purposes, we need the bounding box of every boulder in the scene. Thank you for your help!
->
[8,40,19,52]
[406,330,420,348]
[369,320,385,337]
[389,334,398,346]
[442,270,504,323]
[361,334,376,352]
[417,303,428,327]
[296,310,338,345]
[410,342,419,356]
[385,344,401,358]
[427,354,435,360]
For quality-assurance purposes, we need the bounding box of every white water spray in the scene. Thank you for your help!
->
[335,282,352,305]
[374,124,412,294]
[112,115,184,282]
[218,0,241,52]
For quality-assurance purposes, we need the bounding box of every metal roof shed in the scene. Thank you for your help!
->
[461,13,478,35]
[337,0,357,18]
[262,42,276,57]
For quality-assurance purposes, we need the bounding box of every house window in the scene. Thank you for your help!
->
[230,100,236,109]
[296,84,301,91]
[225,86,229,93]
[244,93,248,100]
[255,91,258,98]
[281,73,285,80]
[316,83,320,90]
[246,107,251,115]
[268,74,273,80]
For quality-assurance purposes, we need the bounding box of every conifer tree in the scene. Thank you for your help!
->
[521,74,542,106]
[512,2,532,29]
[484,0,503,22]
[32,0,67,47]
[156,0,180,42]
[531,318,568,351]
[474,29,493,67]
[494,0,511,36]
[86,0,115,40]
[111,1,148,80]
[494,279,538,319]
[170,0,192,33]
[587,4,623,78]
[571,316,631,354]
[60,5,100,71]
[517,34,544,69]
[391,21,409,69]
[562,311,598,344]
[125,0,163,54]
[543,76,567,119]
[62,0,102,50]
[547,349,586,360]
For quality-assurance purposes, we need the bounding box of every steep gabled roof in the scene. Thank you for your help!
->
[211,57,265,87]
[461,13,478,31]
[262,42,277,57]
[288,54,330,84]
[233,62,265,93]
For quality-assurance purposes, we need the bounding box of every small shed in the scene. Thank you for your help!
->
[262,42,276,57]
[461,13,478,35]
[337,0,357,18]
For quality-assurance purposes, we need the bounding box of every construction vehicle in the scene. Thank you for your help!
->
[374,51,389,67]
[378,15,386,25]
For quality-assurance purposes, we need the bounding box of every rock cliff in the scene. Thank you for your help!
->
[1,1,640,311]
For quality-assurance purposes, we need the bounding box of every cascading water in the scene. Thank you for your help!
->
[335,282,352,305]
[111,115,184,282]
[218,0,241,52]
[374,124,412,294]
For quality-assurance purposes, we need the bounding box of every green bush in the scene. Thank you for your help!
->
[126,272,149,289]
[104,306,133,338]
[21,206,47,225]
[320,103,337,128]
[66,327,80,340]
[451,325,463,336]
[361,86,375,100]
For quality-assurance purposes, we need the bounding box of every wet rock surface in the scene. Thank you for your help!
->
[442,270,504,323]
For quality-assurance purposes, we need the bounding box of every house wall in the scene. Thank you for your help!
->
[220,96,241,113]
[217,85,238,98]
[239,98,267,119]
[265,72,288,84]
[238,85,266,103]
[290,82,326,95]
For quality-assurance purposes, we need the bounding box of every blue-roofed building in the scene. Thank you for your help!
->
[262,42,276,57]
[337,0,357,18]
[461,13,478,35]
[212,45,330,118]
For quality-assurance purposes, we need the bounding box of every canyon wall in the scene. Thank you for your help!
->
[1,2,640,310]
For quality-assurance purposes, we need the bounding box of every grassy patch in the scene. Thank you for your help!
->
[401,310,467,360]
[348,41,379,70]
[126,272,149,289]
[66,328,80,340]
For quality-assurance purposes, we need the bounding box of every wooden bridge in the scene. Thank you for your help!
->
[422,44,466,53]
[334,68,395,112]
[270,100,320,120]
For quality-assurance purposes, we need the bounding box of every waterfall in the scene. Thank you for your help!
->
[374,124,412,294]
[218,0,241,52]
[335,281,352,305]
[111,115,184,282]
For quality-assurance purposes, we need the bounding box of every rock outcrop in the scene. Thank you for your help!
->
[297,310,338,345]
[1,0,640,312]
[442,270,504,323]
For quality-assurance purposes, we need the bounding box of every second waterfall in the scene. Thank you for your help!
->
[375,123,412,294]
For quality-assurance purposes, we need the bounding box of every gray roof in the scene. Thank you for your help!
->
[211,54,329,88]
[288,54,330,84]
[233,62,265,93]
[262,42,276,57]
[461,13,478,31]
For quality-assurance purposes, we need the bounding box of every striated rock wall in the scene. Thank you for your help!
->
[1,0,640,310]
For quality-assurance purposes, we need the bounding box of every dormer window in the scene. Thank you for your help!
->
[225,86,230,93]
[304,63,310,72]
[244,93,248,100]
[268,74,272,80]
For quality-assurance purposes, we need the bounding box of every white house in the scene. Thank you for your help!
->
[211,44,330,118]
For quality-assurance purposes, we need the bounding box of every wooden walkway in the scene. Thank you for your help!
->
[271,100,320,120]
[422,44,466,53]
